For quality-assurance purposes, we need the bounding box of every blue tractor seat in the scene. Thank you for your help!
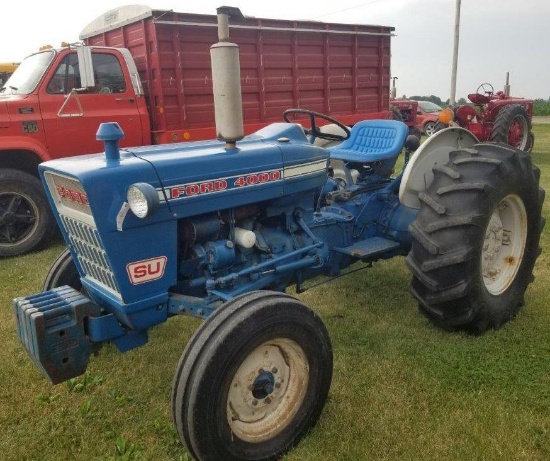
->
[329,120,408,162]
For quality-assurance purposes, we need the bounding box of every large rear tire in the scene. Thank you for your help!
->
[172,291,333,461]
[490,104,531,152]
[0,169,56,257]
[407,144,544,334]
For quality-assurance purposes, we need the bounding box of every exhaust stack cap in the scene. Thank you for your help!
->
[97,122,125,163]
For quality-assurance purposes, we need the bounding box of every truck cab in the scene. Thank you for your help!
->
[0,45,150,157]
[0,45,150,256]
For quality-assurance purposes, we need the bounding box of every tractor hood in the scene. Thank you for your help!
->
[38,123,328,306]
[40,123,329,225]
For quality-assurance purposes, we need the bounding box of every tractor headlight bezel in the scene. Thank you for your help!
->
[127,183,159,218]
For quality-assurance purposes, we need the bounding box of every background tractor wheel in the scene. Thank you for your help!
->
[525,131,535,153]
[407,144,544,334]
[490,104,532,152]
[172,291,333,461]
[0,169,56,257]
[409,126,422,140]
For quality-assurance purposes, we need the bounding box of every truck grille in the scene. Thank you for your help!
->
[60,215,120,296]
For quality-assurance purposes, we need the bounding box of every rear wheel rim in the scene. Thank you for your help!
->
[482,194,527,295]
[508,115,529,150]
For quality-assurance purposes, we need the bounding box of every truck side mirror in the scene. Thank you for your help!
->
[77,46,95,88]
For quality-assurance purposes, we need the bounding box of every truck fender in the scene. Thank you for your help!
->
[0,135,52,164]
[399,127,478,209]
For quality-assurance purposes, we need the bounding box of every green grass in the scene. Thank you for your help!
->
[2,125,550,460]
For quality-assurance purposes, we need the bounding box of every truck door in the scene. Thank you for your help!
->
[39,50,147,158]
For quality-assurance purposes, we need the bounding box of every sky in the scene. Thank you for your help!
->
[2,0,549,101]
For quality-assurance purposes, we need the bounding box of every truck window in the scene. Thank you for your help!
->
[46,54,80,94]
[46,52,126,95]
[0,50,54,95]
[93,53,126,94]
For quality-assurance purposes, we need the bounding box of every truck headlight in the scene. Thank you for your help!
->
[127,183,159,218]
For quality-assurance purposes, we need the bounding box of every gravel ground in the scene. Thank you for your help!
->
[532,116,550,124]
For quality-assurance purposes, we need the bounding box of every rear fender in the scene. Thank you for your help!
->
[398,127,478,209]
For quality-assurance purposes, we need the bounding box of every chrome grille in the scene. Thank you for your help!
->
[60,215,120,296]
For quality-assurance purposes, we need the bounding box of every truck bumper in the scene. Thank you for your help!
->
[13,286,100,384]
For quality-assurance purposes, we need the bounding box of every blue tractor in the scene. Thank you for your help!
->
[13,8,544,461]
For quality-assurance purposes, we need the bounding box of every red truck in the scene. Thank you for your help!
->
[0,5,394,257]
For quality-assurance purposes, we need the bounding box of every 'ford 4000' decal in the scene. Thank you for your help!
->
[166,160,326,200]
[169,169,283,199]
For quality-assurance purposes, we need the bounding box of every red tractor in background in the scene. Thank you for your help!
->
[438,79,534,152]
[389,98,422,139]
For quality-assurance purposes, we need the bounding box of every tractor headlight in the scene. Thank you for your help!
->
[438,108,455,125]
[127,183,159,218]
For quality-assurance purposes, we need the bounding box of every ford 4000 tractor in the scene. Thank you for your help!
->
[13,8,544,461]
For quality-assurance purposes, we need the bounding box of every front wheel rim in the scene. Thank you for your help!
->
[482,194,527,295]
[227,338,309,443]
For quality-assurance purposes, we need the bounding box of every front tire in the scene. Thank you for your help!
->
[0,169,56,257]
[172,291,333,461]
[407,143,544,333]
[490,104,531,151]
[43,248,81,291]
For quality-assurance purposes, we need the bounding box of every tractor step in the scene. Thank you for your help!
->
[334,237,400,259]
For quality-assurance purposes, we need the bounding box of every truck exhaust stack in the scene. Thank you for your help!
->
[211,6,245,149]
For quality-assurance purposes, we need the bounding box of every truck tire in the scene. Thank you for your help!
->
[0,169,56,257]
[490,104,531,152]
[43,248,81,292]
[407,143,544,334]
[172,291,333,461]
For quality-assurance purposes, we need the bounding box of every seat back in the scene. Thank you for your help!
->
[329,120,408,162]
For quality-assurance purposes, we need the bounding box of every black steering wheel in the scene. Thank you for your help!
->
[283,109,350,142]
[476,83,494,97]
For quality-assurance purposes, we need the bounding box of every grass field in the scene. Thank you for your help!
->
[2,126,550,461]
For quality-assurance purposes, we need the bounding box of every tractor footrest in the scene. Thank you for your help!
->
[334,237,400,259]
[13,286,100,384]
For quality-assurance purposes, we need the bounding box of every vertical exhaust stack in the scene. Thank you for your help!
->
[211,6,245,150]
[504,72,511,97]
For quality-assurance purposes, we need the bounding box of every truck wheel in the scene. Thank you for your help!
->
[490,104,531,151]
[0,169,56,257]
[424,121,436,137]
[407,144,544,334]
[172,291,333,461]
[43,248,81,291]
